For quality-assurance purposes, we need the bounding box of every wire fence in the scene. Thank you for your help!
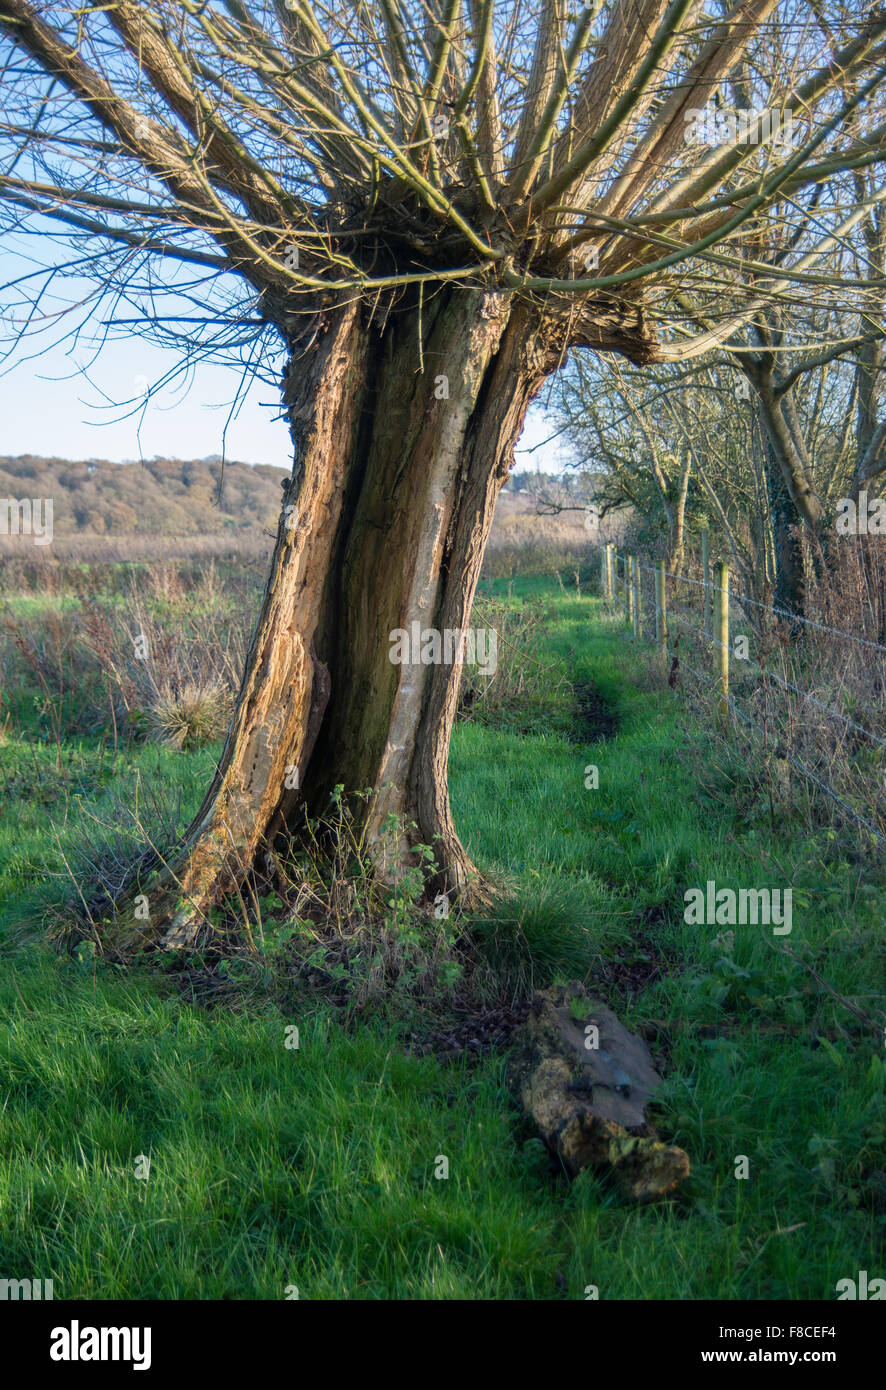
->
[599,542,886,848]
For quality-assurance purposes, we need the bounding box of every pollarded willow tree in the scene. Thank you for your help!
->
[3,0,886,946]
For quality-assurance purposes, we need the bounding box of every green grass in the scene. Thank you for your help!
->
[0,579,883,1299]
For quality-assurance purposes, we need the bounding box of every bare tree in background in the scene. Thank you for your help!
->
[2,0,886,945]
[553,188,886,614]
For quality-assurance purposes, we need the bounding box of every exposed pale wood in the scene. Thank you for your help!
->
[511,984,690,1202]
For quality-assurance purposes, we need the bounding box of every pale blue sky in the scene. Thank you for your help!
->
[0,327,294,465]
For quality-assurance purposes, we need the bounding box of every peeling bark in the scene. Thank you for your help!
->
[138,303,370,946]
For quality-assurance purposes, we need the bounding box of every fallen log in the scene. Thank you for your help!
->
[509,982,690,1203]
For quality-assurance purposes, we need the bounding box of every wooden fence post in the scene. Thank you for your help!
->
[716,560,730,727]
[625,554,633,624]
[656,563,667,655]
[601,544,608,596]
[633,557,642,640]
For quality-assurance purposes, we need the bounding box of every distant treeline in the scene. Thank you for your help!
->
[0,455,288,536]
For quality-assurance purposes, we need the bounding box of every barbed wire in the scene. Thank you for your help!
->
[606,554,886,846]
[678,648,886,845]
[634,582,886,749]
[628,558,886,656]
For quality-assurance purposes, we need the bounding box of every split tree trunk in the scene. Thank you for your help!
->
[118,282,655,951]
[130,289,560,948]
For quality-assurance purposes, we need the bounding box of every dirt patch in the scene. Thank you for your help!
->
[571,680,619,743]
[591,926,671,1009]
[407,1002,532,1062]
[598,948,663,999]
[170,967,238,1009]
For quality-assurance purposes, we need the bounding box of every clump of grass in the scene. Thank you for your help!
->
[468,876,625,999]
[143,678,231,749]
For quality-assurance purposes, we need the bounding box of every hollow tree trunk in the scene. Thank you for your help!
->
[128,289,561,949]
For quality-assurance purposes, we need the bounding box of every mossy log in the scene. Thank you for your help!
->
[510,982,690,1203]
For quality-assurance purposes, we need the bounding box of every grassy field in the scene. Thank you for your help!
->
[0,573,883,1299]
